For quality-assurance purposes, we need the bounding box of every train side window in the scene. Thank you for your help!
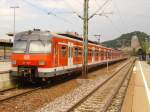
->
[74,47,78,57]
[61,46,67,57]
[95,50,99,56]
[88,50,91,56]
[78,48,82,56]
[108,51,111,56]
[101,51,104,56]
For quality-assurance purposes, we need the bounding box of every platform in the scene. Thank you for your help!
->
[0,61,11,72]
[0,62,14,91]
[122,61,150,112]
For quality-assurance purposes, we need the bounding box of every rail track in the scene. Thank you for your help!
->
[39,58,135,112]
[0,86,42,103]
[70,59,135,112]
[0,60,126,104]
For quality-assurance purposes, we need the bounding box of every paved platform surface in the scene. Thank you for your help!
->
[0,62,14,91]
[122,61,150,112]
[0,61,11,72]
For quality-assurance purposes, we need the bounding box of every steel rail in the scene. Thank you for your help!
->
[66,58,135,112]
[0,87,16,93]
[0,87,41,103]
[105,59,135,112]
[0,70,10,74]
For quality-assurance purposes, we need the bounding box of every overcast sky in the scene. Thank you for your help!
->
[0,0,150,42]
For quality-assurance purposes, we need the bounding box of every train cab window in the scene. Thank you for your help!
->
[29,40,51,53]
[13,40,27,53]
[61,46,67,57]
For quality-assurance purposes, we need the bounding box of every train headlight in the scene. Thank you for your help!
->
[12,60,16,65]
[39,61,45,66]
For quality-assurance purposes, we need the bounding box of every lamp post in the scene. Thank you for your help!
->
[10,6,19,37]
[145,37,148,61]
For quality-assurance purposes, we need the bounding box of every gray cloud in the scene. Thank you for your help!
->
[0,0,150,42]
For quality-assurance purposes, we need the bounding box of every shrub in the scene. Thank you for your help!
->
[147,61,150,65]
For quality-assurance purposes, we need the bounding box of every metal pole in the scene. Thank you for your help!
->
[10,6,19,37]
[14,8,15,36]
[4,46,6,59]
[106,52,109,73]
[82,0,89,78]
[145,38,148,61]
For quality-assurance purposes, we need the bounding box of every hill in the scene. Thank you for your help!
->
[102,31,149,51]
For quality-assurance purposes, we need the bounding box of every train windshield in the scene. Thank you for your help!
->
[13,40,27,53]
[29,40,51,53]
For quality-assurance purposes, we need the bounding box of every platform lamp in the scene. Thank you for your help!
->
[10,6,19,38]
[145,37,148,61]
[148,35,150,60]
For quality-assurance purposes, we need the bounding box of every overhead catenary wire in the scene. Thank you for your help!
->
[104,15,122,34]
[51,0,83,30]
[22,0,75,25]
[112,0,129,32]
[89,0,112,20]
[94,0,99,8]
[63,0,83,19]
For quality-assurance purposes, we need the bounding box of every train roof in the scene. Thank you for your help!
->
[57,33,114,50]
[14,29,52,41]
[14,29,120,51]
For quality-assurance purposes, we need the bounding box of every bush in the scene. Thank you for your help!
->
[147,61,150,65]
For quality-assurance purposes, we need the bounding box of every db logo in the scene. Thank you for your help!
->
[24,55,30,60]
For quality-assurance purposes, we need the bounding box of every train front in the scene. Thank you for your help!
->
[10,29,53,82]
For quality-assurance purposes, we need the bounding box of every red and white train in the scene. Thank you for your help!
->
[10,29,127,82]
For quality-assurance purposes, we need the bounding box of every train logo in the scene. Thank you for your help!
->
[24,55,30,60]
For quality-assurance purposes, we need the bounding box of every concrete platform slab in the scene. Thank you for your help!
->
[0,62,11,72]
[0,62,15,90]
[121,61,150,112]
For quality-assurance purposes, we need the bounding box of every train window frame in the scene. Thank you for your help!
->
[95,50,99,57]
[89,49,92,56]
[78,48,82,57]
[12,40,27,53]
[73,47,78,57]
[101,51,104,56]
[61,46,67,57]
[29,40,51,54]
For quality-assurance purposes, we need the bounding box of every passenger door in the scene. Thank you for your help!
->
[53,42,58,67]
[68,42,73,68]
[59,45,68,66]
